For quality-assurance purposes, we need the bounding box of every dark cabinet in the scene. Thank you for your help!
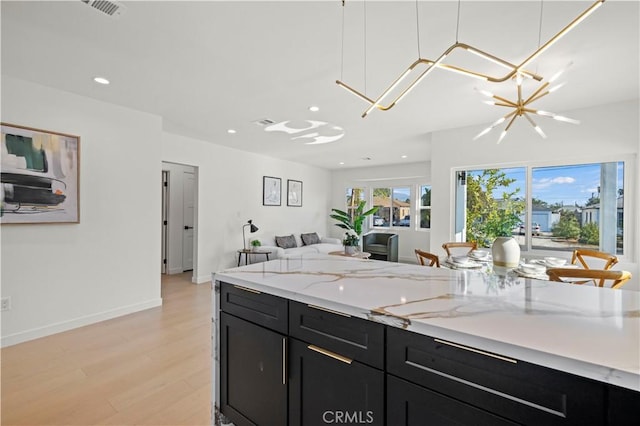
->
[387,326,606,426]
[288,301,385,425]
[220,282,288,334]
[289,301,385,369]
[607,385,640,425]
[289,338,384,426]
[220,312,287,426]
[387,374,518,426]
[219,283,289,426]
[218,281,638,426]
[219,284,385,426]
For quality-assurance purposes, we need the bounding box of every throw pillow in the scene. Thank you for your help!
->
[301,232,321,246]
[275,234,297,249]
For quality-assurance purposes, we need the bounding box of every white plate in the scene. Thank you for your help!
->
[447,258,482,268]
[514,267,548,279]
[519,263,546,275]
[544,257,567,267]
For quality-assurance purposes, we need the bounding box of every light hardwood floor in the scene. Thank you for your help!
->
[1,272,212,426]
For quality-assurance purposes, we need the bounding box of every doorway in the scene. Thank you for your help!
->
[161,162,198,280]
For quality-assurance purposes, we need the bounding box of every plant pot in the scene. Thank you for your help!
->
[491,237,520,268]
[344,245,356,255]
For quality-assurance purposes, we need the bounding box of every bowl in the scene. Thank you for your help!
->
[470,250,489,259]
[544,257,567,267]
[520,263,546,275]
[451,255,472,265]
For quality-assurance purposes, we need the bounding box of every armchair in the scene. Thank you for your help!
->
[363,232,398,262]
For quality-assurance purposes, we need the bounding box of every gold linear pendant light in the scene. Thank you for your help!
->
[336,0,605,117]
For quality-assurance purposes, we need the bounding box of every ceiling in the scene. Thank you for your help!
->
[1,0,638,170]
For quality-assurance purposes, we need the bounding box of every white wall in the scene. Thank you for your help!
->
[430,100,639,290]
[330,162,431,263]
[0,77,333,346]
[1,77,163,346]
[161,132,332,283]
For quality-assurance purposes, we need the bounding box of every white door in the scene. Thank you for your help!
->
[182,171,195,271]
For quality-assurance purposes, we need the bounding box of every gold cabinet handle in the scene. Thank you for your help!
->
[233,284,261,294]
[307,345,353,365]
[434,338,517,364]
[307,304,351,318]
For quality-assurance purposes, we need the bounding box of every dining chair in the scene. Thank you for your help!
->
[546,268,632,289]
[441,241,477,257]
[415,249,440,267]
[571,249,618,270]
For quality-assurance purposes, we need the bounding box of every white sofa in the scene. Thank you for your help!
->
[251,233,342,259]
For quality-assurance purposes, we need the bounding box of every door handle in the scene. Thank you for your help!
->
[184,225,194,230]
[307,345,353,364]
[282,338,287,385]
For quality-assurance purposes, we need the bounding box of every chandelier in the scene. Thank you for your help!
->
[336,0,605,122]
[474,66,580,143]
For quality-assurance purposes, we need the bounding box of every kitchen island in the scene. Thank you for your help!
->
[212,255,639,425]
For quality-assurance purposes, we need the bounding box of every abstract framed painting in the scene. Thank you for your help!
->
[287,179,302,207]
[263,176,281,206]
[1,123,80,224]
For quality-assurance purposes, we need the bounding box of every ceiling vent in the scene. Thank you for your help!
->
[80,0,125,18]
[253,119,276,127]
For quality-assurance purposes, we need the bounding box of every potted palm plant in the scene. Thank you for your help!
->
[330,200,379,253]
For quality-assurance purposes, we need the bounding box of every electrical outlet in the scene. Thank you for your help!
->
[1,297,11,311]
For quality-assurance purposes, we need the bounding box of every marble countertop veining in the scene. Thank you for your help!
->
[213,255,640,391]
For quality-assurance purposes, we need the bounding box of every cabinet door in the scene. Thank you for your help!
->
[387,326,605,425]
[220,281,288,334]
[387,374,519,426]
[607,385,640,425]
[220,312,287,426]
[289,301,385,369]
[289,338,384,426]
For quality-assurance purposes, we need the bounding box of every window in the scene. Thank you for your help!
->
[456,161,625,255]
[419,185,431,229]
[531,162,624,254]
[373,186,411,228]
[345,187,365,222]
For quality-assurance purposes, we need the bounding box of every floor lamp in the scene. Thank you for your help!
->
[243,220,259,250]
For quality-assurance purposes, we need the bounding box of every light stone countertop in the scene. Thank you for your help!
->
[213,254,640,391]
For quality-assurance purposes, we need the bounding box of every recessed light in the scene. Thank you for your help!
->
[401,155,407,159]
[93,77,110,85]
[339,162,345,165]
[308,106,320,112]
[227,129,237,134]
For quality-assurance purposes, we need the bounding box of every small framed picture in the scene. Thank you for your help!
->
[263,176,281,206]
[287,179,302,207]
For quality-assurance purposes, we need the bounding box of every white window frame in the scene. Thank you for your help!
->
[418,184,432,230]
[372,186,413,229]
[453,154,634,262]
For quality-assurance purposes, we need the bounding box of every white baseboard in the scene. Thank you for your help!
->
[1,298,163,348]
[194,274,212,284]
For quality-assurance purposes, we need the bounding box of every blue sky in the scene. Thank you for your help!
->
[469,162,623,207]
